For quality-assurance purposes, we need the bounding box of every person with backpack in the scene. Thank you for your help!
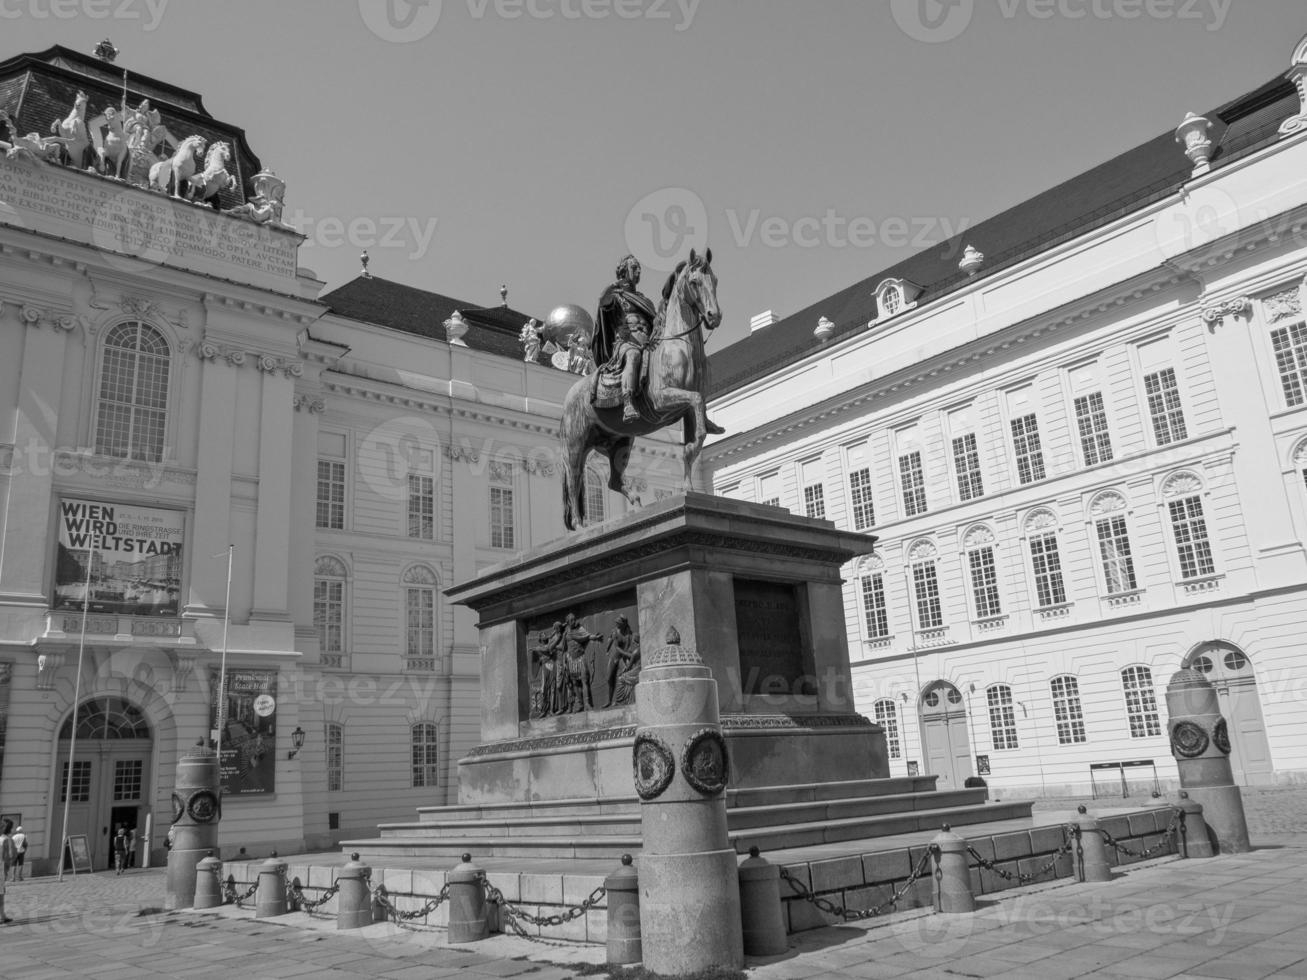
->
[112,825,128,875]
[10,827,26,882]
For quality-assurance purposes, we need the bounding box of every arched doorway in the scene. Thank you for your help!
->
[918,681,972,790]
[1183,643,1273,786]
[50,697,154,871]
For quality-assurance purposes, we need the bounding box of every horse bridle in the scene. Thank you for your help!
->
[660,267,716,340]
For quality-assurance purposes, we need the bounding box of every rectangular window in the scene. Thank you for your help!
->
[326,724,343,792]
[1050,676,1087,745]
[952,433,984,501]
[1144,368,1188,446]
[406,587,435,659]
[968,546,1002,619]
[899,452,927,517]
[1074,392,1113,466]
[316,459,345,529]
[860,573,889,638]
[314,579,344,653]
[490,486,515,549]
[801,458,825,519]
[1029,533,1067,607]
[848,468,875,530]
[1010,414,1046,485]
[407,474,434,540]
[1169,495,1216,579]
[411,726,440,788]
[113,759,143,801]
[1096,516,1138,594]
[1271,321,1307,407]
[987,686,1019,751]
[1122,666,1162,738]
[911,561,943,629]
[61,760,91,803]
[758,471,781,508]
[874,701,901,760]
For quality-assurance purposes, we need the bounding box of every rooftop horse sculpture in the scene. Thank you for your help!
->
[559,248,722,530]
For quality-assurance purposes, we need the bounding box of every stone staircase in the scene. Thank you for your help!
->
[341,775,1035,861]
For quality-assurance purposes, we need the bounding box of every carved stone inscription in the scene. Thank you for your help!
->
[734,579,813,696]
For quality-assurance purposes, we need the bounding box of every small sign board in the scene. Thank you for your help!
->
[66,834,92,874]
[906,760,920,776]
[975,754,991,775]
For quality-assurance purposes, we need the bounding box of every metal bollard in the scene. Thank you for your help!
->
[193,851,223,909]
[737,847,787,957]
[255,852,288,917]
[1073,806,1113,882]
[1174,793,1215,859]
[447,854,489,943]
[606,854,642,965]
[931,825,976,913]
[337,852,373,929]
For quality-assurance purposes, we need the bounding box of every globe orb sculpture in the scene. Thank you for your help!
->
[544,304,595,346]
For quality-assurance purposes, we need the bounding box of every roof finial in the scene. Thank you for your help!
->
[360,250,371,279]
[500,283,508,307]
[93,39,119,63]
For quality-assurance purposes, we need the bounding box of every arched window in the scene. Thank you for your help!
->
[314,557,348,667]
[325,722,343,792]
[873,699,901,759]
[987,684,1019,750]
[1049,675,1086,744]
[1121,666,1162,738]
[95,321,170,462]
[403,565,437,667]
[411,722,439,788]
[585,467,606,523]
[58,697,151,739]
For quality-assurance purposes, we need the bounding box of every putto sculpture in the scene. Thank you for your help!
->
[559,249,725,530]
[225,169,288,226]
[519,318,543,363]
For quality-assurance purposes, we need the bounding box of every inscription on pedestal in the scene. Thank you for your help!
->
[733,579,814,696]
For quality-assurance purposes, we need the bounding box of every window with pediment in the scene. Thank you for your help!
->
[403,565,438,664]
[314,556,348,660]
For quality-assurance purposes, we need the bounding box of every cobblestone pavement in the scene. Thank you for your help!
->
[0,790,1304,979]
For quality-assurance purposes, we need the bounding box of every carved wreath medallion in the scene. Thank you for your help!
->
[681,728,729,796]
[1212,718,1231,755]
[1170,721,1209,759]
[186,789,221,823]
[633,733,675,801]
[171,792,185,824]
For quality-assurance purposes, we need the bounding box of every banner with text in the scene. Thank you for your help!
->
[209,669,278,796]
[54,498,185,616]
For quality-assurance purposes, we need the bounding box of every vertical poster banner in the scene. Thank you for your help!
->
[209,669,277,796]
[53,498,185,615]
[0,662,11,779]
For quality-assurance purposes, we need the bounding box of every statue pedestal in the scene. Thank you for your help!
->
[447,493,886,805]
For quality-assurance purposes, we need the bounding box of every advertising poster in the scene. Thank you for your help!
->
[209,669,277,796]
[53,498,185,616]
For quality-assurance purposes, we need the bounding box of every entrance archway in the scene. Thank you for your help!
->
[918,681,972,790]
[50,696,154,871]
[1182,643,1273,786]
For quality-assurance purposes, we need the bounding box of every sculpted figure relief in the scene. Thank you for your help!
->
[603,614,641,707]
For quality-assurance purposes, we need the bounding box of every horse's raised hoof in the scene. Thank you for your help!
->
[704,419,726,435]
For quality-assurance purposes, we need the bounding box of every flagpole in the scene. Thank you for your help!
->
[214,546,233,791]
[57,546,96,882]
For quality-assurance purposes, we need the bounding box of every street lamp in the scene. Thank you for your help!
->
[287,726,306,760]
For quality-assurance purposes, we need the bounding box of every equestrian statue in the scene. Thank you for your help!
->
[559,249,725,530]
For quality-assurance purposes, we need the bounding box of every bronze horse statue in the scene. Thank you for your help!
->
[560,248,721,530]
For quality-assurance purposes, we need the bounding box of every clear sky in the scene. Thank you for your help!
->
[5,0,1306,350]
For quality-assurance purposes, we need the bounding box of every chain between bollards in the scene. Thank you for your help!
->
[1089,809,1182,860]
[372,882,452,927]
[288,876,342,915]
[777,847,937,921]
[966,825,1075,885]
[481,876,608,941]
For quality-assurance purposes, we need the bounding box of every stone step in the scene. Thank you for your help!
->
[724,788,989,830]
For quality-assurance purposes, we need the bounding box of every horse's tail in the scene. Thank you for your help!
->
[559,383,586,531]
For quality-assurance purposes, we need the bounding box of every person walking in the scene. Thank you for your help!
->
[126,827,136,869]
[0,821,13,884]
[112,825,127,875]
[10,826,26,882]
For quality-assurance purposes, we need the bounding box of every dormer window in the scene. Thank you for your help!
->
[870,278,922,327]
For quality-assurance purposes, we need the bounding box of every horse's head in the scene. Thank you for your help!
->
[181,135,206,158]
[681,247,721,332]
[208,141,231,166]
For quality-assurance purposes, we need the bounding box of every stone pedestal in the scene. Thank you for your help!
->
[635,628,743,974]
[446,493,885,805]
[1165,669,1251,854]
[165,742,221,910]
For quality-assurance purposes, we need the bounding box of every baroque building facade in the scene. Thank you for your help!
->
[0,45,678,872]
[705,36,1307,796]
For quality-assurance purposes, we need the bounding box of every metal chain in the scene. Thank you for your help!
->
[1092,809,1181,860]
[288,876,342,914]
[778,846,937,921]
[966,825,1074,885]
[225,876,258,908]
[372,882,452,928]
[481,876,608,941]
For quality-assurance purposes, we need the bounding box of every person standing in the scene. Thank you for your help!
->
[10,827,26,882]
[112,825,127,875]
[126,827,136,869]
[0,821,13,884]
